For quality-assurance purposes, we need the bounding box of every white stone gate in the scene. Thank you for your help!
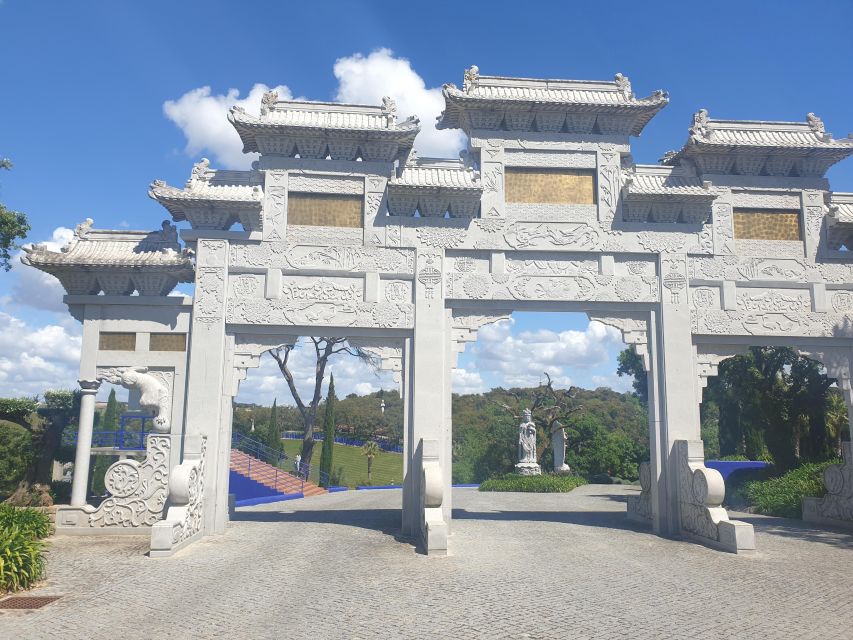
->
[24,67,853,555]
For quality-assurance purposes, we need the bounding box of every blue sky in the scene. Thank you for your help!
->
[1,0,852,403]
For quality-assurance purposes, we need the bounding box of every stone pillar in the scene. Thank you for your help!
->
[657,254,699,536]
[70,379,101,507]
[183,238,230,535]
[401,338,416,537]
[407,249,450,553]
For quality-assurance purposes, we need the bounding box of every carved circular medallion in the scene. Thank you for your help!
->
[384,281,409,303]
[462,274,492,299]
[824,464,845,495]
[663,271,687,293]
[373,305,403,328]
[104,460,141,498]
[615,277,642,302]
[832,291,853,313]
[233,275,259,297]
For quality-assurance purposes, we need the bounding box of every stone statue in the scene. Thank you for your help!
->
[551,421,570,473]
[514,408,541,476]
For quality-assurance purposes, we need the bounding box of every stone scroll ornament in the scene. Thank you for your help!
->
[97,367,171,432]
[88,435,171,528]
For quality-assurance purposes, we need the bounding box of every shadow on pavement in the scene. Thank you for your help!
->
[732,513,853,549]
[451,508,647,533]
[231,507,410,543]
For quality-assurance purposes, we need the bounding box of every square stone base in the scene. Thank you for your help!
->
[515,463,541,476]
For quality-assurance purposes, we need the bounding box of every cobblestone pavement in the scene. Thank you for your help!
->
[3,485,852,639]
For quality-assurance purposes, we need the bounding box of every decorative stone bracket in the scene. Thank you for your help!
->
[586,312,649,370]
[347,338,405,385]
[419,439,447,555]
[803,442,853,530]
[626,461,652,523]
[676,440,755,553]
[450,310,512,367]
[97,367,172,433]
[55,435,172,533]
[151,435,207,557]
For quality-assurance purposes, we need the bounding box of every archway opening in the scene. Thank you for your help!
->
[451,311,649,487]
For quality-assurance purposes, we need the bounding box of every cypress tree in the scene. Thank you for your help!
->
[102,388,118,431]
[319,373,337,487]
[267,398,280,453]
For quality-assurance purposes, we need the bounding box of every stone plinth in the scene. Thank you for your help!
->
[515,462,542,476]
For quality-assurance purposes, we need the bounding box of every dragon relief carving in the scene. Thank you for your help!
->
[97,367,172,432]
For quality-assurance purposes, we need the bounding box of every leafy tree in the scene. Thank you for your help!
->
[318,373,337,487]
[0,158,30,271]
[361,440,381,482]
[1,391,79,505]
[269,338,376,467]
[0,421,33,497]
[825,390,849,457]
[616,347,648,405]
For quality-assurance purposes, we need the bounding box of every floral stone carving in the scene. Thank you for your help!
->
[87,435,171,528]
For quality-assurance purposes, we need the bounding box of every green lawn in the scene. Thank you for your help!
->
[281,440,403,487]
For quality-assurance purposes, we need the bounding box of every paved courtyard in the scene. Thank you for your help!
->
[2,485,852,639]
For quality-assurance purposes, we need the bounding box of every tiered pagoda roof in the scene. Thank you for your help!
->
[387,156,482,217]
[228,92,420,162]
[22,219,194,296]
[437,66,668,136]
[622,165,717,224]
[149,158,263,231]
[664,110,853,177]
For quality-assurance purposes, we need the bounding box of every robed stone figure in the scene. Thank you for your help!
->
[514,408,541,475]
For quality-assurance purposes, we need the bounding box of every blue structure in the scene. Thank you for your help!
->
[705,460,771,482]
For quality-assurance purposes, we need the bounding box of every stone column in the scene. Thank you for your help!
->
[70,379,101,507]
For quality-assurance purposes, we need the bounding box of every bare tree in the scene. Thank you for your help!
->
[269,338,377,470]
[494,373,583,459]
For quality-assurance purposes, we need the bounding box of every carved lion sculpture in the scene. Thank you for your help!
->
[98,367,171,433]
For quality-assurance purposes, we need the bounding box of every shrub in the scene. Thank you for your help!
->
[0,526,46,592]
[718,454,749,461]
[0,504,51,539]
[742,460,837,519]
[479,473,586,493]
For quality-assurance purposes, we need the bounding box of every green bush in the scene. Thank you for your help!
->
[743,460,837,519]
[718,454,749,461]
[0,526,46,592]
[479,473,586,493]
[0,504,51,539]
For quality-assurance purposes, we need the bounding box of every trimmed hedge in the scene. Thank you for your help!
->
[0,504,51,539]
[742,460,837,519]
[0,526,46,592]
[479,473,586,493]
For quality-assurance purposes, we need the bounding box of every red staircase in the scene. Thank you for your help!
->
[230,449,327,498]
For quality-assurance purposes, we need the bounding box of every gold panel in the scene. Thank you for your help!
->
[733,209,802,241]
[99,332,136,351]
[287,193,362,227]
[149,333,186,352]
[505,168,596,205]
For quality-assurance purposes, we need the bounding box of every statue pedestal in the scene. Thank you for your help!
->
[515,462,541,476]
[554,464,571,474]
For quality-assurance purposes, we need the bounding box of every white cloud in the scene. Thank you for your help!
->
[467,319,624,390]
[333,48,465,158]
[452,367,486,395]
[163,83,293,169]
[591,374,634,393]
[164,48,465,170]
[0,311,82,397]
[11,226,74,312]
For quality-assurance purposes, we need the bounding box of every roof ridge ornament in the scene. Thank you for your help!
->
[74,218,94,240]
[463,65,479,93]
[614,73,634,100]
[659,150,679,165]
[807,112,831,141]
[381,96,397,126]
[187,158,211,188]
[689,109,711,142]
[260,90,278,116]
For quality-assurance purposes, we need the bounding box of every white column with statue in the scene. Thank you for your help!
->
[551,420,570,473]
